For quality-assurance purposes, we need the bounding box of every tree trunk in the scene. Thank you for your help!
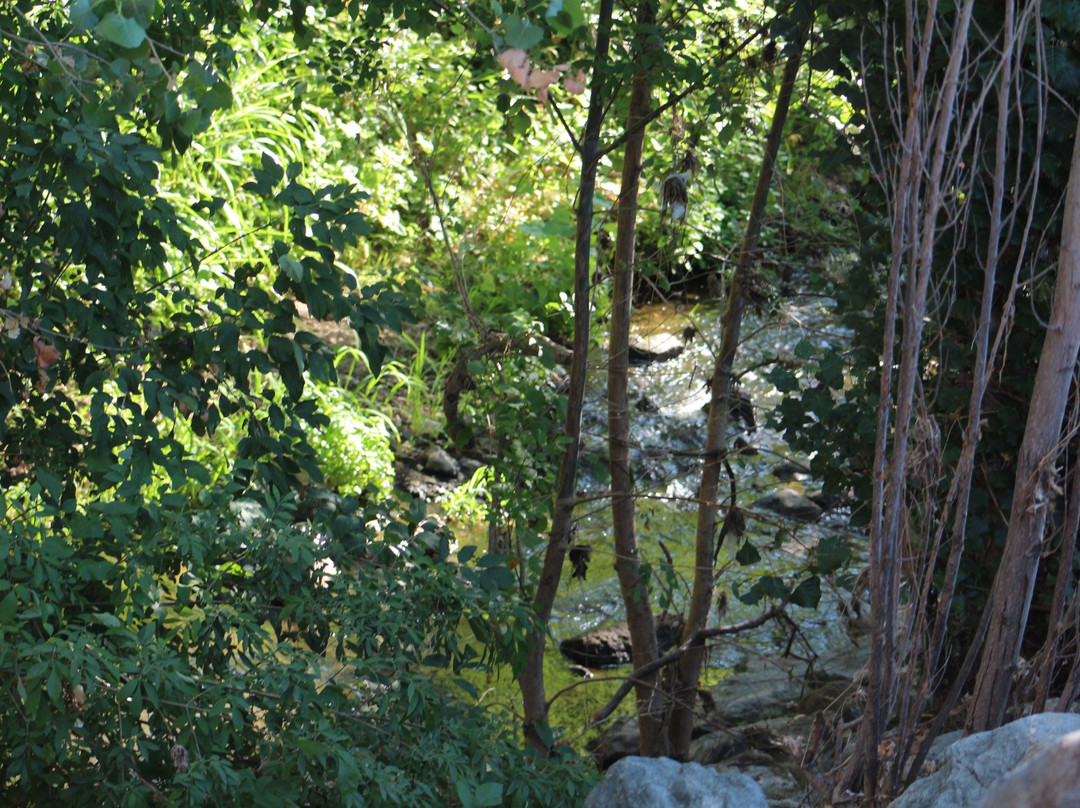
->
[968,115,1080,733]
[517,0,615,753]
[665,29,806,760]
[607,0,664,756]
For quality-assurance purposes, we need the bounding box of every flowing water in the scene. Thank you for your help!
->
[551,291,861,668]
[456,288,864,742]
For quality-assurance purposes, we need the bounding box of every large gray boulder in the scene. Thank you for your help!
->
[584,756,767,808]
[975,729,1080,808]
[892,713,1080,808]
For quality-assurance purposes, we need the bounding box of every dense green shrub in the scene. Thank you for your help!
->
[309,387,396,499]
[0,486,594,806]
[0,3,595,805]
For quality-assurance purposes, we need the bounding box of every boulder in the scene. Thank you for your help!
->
[704,655,807,727]
[628,333,685,363]
[589,715,641,770]
[424,446,459,476]
[753,488,823,522]
[974,729,1080,808]
[584,756,768,808]
[892,713,1080,808]
[559,615,684,668]
[773,460,812,481]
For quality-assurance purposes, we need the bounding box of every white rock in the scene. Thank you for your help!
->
[893,713,1080,808]
[584,756,767,808]
[974,728,1080,808]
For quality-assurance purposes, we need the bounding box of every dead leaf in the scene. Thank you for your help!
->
[497,48,531,89]
[33,337,60,368]
[563,70,587,95]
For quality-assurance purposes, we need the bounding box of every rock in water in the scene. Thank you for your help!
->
[628,333,684,363]
[584,756,767,808]
[753,488,823,522]
[559,616,683,668]
[424,446,459,476]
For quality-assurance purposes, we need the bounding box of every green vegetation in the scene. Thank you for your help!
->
[3,0,1080,804]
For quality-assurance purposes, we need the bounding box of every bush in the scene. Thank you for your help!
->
[309,388,397,500]
[0,486,595,806]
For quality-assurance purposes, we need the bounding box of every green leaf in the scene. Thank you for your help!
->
[534,719,555,749]
[0,591,17,627]
[794,338,815,359]
[814,535,851,575]
[546,0,584,34]
[35,468,63,503]
[1043,0,1080,29]
[455,781,477,808]
[503,16,544,50]
[474,782,504,807]
[737,575,789,605]
[817,350,846,390]
[735,541,760,565]
[454,677,479,700]
[519,208,575,239]
[768,366,800,394]
[477,564,516,592]
[279,253,304,282]
[69,0,99,31]
[127,0,157,28]
[95,11,147,48]
[789,576,821,608]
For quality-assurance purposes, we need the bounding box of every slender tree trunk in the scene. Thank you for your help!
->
[665,29,806,760]
[1034,445,1080,712]
[894,3,1034,787]
[968,116,1080,733]
[517,0,615,753]
[607,0,664,755]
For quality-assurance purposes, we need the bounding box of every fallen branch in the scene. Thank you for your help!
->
[586,605,789,723]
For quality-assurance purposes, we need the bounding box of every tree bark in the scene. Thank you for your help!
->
[665,29,806,760]
[607,0,664,756]
[968,114,1080,733]
[517,0,615,753]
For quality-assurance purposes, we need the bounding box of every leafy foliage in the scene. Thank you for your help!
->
[0,487,594,806]
[0,2,595,804]
[309,385,396,500]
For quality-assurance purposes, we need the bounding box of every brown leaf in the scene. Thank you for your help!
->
[33,337,60,368]
[497,48,531,89]
[563,70,587,95]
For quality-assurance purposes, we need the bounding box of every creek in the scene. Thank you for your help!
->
[460,285,864,751]
[460,287,866,746]
[552,292,859,665]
